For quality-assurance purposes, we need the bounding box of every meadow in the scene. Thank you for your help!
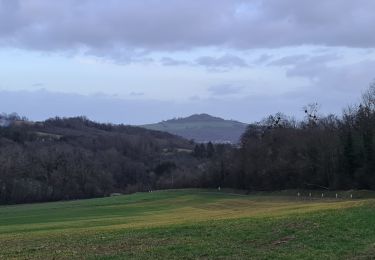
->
[0,189,374,259]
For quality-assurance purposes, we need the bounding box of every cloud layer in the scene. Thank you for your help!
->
[1,0,374,124]
[1,0,375,61]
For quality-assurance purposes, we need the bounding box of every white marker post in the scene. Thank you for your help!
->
[336,193,338,199]
[321,193,324,198]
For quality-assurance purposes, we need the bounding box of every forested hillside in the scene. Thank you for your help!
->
[0,116,201,204]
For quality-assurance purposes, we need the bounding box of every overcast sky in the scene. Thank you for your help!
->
[0,0,374,124]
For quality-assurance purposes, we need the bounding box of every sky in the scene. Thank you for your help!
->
[0,0,375,124]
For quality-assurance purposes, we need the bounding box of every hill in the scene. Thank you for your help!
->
[142,114,248,143]
[0,115,198,204]
[0,189,374,259]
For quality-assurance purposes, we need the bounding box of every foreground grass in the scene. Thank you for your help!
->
[0,190,374,259]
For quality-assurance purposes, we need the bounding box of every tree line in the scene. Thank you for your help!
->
[201,84,375,191]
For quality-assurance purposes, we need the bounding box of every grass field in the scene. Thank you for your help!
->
[0,190,375,259]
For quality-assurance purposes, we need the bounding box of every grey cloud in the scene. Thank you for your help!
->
[0,0,238,55]
[1,0,375,62]
[277,57,375,104]
[196,54,248,69]
[276,54,343,81]
[295,59,375,93]
[253,54,273,64]
[268,55,309,66]
[208,84,244,96]
[268,54,341,80]
[84,47,154,65]
[161,54,248,69]
[268,54,340,67]
[258,53,374,102]
[160,57,190,66]
[238,0,375,48]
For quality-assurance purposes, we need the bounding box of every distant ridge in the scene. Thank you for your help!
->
[142,114,248,144]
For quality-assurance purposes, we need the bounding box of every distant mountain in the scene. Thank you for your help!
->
[142,114,248,144]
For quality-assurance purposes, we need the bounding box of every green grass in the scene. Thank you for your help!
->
[0,190,374,259]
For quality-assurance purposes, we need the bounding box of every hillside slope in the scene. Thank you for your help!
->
[142,114,248,143]
[0,116,196,204]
